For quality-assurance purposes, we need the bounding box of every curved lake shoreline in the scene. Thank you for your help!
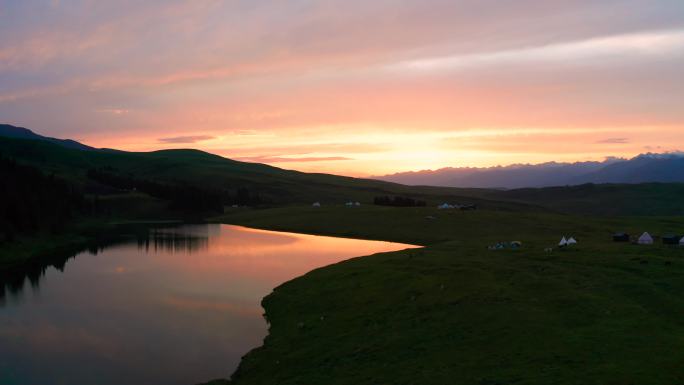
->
[1,223,416,385]
[209,207,684,385]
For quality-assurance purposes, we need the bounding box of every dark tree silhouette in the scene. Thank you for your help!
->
[0,157,87,242]
[86,168,224,213]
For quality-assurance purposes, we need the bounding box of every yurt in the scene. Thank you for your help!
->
[638,232,654,245]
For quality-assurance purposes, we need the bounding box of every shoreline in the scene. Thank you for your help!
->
[5,208,684,385]
[207,211,435,385]
[204,207,684,385]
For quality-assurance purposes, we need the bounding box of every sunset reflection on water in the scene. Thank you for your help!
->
[0,224,417,385]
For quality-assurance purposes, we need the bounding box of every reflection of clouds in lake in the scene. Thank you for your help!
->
[0,321,122,358]
[163,295,262,316]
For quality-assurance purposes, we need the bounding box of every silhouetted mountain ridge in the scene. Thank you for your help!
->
[0,124,95,151]
[376,154,684,188]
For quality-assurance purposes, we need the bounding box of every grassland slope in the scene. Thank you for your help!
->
[208,206,684,385]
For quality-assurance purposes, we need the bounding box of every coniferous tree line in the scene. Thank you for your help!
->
[87,168,223,213]
[0,159,267,243]
[0,157,87,242]
[87,168,262,211]
[373,195,427,207]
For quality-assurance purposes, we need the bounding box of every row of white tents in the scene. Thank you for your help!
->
[312,202,361,207]
[559,237,578,247]
[635,232,684,245]
[437,203,477,210]
[560,233,684,246]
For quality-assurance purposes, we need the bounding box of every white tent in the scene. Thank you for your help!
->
[567,237,577,245]
[354,202,361,206]
[438,203,455,209]
[679,236,684,246]
[312,202,321,207]
[559,237,568,247]
[638,232,654,245]
[345,202,353,206]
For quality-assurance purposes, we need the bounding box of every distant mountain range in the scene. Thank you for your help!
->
[375,154,684,188]
[0,124,95,151]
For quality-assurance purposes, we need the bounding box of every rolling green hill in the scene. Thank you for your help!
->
[2,135,684,216]
[0,136,528,210]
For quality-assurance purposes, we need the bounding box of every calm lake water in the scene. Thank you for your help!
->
[0,224,416,385]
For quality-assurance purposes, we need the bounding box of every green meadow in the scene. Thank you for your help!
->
[206,206,684,384]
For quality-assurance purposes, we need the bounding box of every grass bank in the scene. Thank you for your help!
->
[208,206,684,384]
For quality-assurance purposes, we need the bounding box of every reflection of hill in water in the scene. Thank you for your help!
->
[1,248,81,306]
[0,227,210,306]
[137,229,209,254]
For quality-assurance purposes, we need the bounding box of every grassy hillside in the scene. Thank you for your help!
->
[4,136,684,217]
[0,136,529,209]
[210,206,684,385]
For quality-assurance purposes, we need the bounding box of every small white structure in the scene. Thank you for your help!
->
[438,203,455,210]
[680,236,684,246]
[354,202,361,206]
[638,232,654,245]
[312,202,321,207]
[559,237,568,247]
[567,237,578,245]
[345,202,354,206]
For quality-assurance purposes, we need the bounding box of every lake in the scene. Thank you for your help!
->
[0,224,417,385]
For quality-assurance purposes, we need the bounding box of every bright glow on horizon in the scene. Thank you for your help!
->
[79,124,684,177]
[1,1,683,176]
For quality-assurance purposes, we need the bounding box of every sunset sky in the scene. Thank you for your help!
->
[1,1,683,176]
